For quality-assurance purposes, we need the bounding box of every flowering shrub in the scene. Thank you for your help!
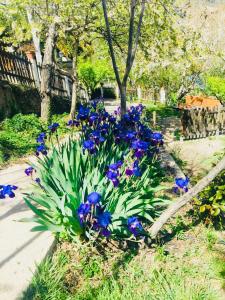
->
[24,101,168,241]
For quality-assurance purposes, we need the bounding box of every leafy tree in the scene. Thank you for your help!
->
[78,60,114,98]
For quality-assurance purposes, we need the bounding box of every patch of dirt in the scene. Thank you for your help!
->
[167,135,225,178]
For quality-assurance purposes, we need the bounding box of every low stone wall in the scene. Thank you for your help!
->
[0,81,71,120]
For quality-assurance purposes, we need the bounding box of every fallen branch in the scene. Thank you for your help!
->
[149,155,225,238]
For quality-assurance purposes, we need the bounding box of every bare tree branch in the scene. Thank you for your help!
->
[101,0,122,87]
[123,0,146,85]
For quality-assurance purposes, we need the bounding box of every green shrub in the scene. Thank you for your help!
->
[193,171,225,228]
[205,76,225,102]
[0,113,70,166]
[1,113,43,134]
[0,114,44,164]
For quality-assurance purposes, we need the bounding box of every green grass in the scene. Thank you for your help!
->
[145,101,181,119]
[22,226,225,300]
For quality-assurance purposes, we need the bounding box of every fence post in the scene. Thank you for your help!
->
[137,86,142,101]
[25,51,41,89]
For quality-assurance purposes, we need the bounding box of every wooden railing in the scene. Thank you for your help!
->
[0,48,72,99]
[0,49,35,86]
[181,106,225,139]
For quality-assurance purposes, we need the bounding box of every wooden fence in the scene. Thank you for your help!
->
[181,106,225,139]
[0,48,72,98]
[0,49,35,86]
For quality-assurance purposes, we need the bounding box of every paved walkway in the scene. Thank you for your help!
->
[0,161,54,300]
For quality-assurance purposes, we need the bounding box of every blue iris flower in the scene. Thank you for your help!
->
[106,170,119,180]
[0,185,18,199]
[77,105,90,120]
[87,192,101,205]
[131,140,149,150]
[89,112,99,123]
[36,144,47,156]
[89,130,105,144]
[48,123,59,133]
[125,160,141,177]
[174,177,189,193]
[36,132,46,143]
[101,228,111,237]
[97,211,112,228]
[151,132,163,141]
[77,203,91,223]
[67,120,80,127]
[127,216,143,236]
[25,166,34,176]
[133,160,141,177]
[83,140,96,154]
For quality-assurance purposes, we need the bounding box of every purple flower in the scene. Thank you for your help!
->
[125,160,141,177]
[133,160,141,176]
[83,140,96,154]
[77,203,91,223]
[101,228,111,237]
[131,140,149,151]
[35,178,41,184]
[174,177,189,193]
[36,144,47,156]
[89,130,105,144]
[125,168,133,176]
[131,140,149,159]
[89,112,99,124]
[0,185,17,199]
[126,131,137,141]
[87,192,101,205]
[77,105,90,120]
[97,211,112,228]
[112,178,120,187]
[67,120,80,127]
[36,132,46,143]
[151,132,164,146]
[106,160,123,187]
[25,166,34,176]
[127,216,143,236]
[106,170,118,180]
[48,123,59,133]
[99,123,109,135]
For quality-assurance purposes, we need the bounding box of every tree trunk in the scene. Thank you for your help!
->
[70,44,78,119]
[26,9,42,65]
[40,22,57,123]
[149,156,225,239]
[120,84,127,115]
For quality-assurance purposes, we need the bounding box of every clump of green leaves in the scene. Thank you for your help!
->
[193,171,225,228]
[205,76,225,102]
[0,114,44,165]
[24,138,167,240]
[0,113,70,166]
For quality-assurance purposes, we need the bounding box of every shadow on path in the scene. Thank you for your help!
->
[0,232,43,269]
[0,202,29,222]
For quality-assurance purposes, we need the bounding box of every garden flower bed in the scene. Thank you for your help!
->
[20,101,170,243]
